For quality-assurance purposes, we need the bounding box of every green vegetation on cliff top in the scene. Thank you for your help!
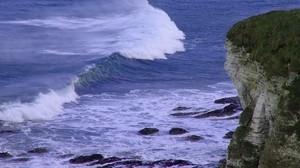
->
[227,9,300,77]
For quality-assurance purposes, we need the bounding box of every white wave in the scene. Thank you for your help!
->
[39,49,87,56]
[0,83,78,123]
[2,0,185,60]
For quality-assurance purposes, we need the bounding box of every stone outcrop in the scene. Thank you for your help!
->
[224,10,300,168]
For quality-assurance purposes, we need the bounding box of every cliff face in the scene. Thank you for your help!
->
[224,10,300,168]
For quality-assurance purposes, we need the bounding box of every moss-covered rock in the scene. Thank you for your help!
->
[227,9,300,77]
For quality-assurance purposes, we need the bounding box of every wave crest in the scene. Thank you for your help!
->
[1,0,185,60]
[0,83,78,122]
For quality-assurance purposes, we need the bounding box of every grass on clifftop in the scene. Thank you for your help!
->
[227,9,300,77]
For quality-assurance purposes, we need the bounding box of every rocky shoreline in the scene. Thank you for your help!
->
[0,96,242,168]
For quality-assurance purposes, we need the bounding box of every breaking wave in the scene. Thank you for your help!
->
[2,0,185,60]
[0,0,185,122]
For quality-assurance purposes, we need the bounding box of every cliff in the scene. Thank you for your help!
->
[224,9,300,168]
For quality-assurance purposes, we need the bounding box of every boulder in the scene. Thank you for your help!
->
[138,128,159,135]
[169,128,189,135]
[172,106,191,111]
[28,148,49,154]
[0,152,13,158]
[185,135,204,142]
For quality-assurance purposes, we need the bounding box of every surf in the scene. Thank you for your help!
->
[0,0,185,122]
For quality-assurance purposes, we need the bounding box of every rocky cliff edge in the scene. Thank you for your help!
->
[224,9,300,168]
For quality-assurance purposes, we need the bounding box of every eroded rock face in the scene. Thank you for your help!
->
[224,41,300,168]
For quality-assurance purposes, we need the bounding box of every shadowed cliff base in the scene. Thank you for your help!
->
[225,9,300,168]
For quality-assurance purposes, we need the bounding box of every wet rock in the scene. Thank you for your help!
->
[28,147,49,154]
[223,131,234,139]
[170,112,201,117]
[152,159,194,167]
[0,130,20,134]
[99,160,143,168]
[0,152,13,158]
[138,128,159,135]
[12,157,31,162]
[194,103,241,119]
[98,159,193,168]
[218,158,226,168]
[89,156,122,166]
[169,128,189,135]
[185,135,204,142]
[69,154,103,164]
[172,106,191,111]
[214,97,240,104]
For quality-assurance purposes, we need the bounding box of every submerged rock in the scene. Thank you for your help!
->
[0,152,13,158]
[0,129,20,134]
[57,154,74,159]
[89,156,122,166]
[185,135,204,142]
[151,159,193,167]
[170,111,201,117]
[28,148,49,154]
[138,128,159,135]
[69,154,103,164]
[172,106,191,111]
[169,128,189,135]
[96,159,193,168]
[12,157,31,162]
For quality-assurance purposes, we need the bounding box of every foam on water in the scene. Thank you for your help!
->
[0,88,239,167]
[2,0,185,60]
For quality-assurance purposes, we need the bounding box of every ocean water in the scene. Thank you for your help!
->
[0,0,299,167]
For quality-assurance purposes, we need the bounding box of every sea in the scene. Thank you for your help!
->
[0,0,299,167]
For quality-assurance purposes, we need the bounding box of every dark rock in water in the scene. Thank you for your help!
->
[98,159,193,168]
[12,158,31,162]
[89,156,122,166]
[57,154,74,159]
[152,159,194,167]
[218,158,226,168]
[28,148,49,154]
[214,97,240,104]
[99,160,143,168]
[185,135,204,142]
[69,154,103,164]
[0,129,21,134]
[0,152,13,158]
[138,128,159,135]
[172,106,191,111]
[169,128,189,135]
[223,131,234,139]
[170,111,201,117]
[194,103,241,119]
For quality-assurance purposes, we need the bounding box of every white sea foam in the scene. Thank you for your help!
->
[2,0,185,60]
[0,83,78,122]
